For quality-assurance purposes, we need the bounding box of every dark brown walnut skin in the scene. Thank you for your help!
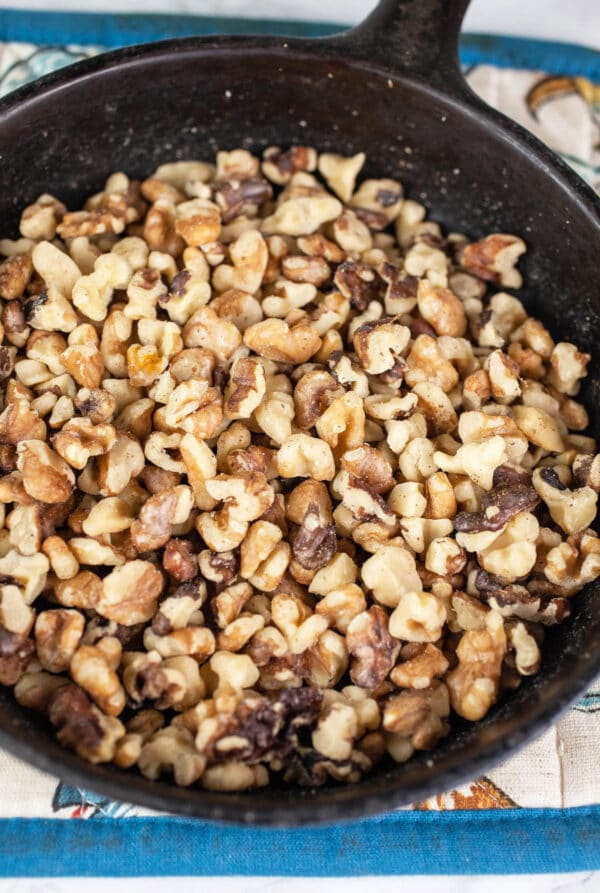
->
[291,503,337,571]
[475,568,570,623]
[492,465,533,487]
[334,262,387,311]
[347,605,400,688]
[213,178,273,223]
[162,538,197,582]
[262,146,316,181]
[207,686,323,764]
[539,466,567,491]
[0,628,35,685]
[454,481,539,533]
[48,683,103,751]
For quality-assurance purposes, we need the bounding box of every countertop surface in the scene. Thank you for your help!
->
[2,0,600,50]
[1,873,599,892]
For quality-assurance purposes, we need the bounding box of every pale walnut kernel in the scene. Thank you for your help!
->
[70,639,126,718]
[97,560,164,625]
[17,440,75,504]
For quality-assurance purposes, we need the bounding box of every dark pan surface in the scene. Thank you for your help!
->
[0,0,599,824]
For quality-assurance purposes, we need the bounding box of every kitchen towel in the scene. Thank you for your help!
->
[0,8,599,875]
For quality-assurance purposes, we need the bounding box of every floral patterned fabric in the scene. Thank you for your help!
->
[0,37,599,818]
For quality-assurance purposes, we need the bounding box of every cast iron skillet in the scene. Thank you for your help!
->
[0,0,599,826]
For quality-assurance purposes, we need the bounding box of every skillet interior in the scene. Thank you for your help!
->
[0,27,599,825]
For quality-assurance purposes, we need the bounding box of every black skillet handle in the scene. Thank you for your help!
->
[337,0,472,92]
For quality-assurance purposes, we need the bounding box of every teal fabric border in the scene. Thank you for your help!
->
[1,808,600,875]
[0,8,598,79]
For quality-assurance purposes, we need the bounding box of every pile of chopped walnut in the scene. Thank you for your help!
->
[0,147,598,791]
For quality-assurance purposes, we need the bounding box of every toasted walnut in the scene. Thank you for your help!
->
[547,342,590,396]
[511,405,565,453]
[0,253,33,300]
[353,318,410,376]
[425,537,466,577]
[340,445,394,495]
[544,530,600,595]
[97,560,164,625]
[388,481,427,518]
[212,229,268,295]
[179,433,217,510]
[388,590,447,642]
[262,146,317,184]
[69,537,125,567]
[224,356,266,419]
[447,611,506,720]
[261,276,316,320]
[417,280,467,337]
[197,473,274,551]
[533,467,597,535]
[360,545,421,609]
[312,700,358,761]
[335,471,396,530]
[334,262,385,312]
[70,641,126,716]
[137,725,206,786]
[405,334,459,393]
[290,496,336,573]
[383,682,450,752]
[333,209,372,253]
[48,683,125,763]
[351,178,403,222]
[98,432,145,496]
[277,434,335,482]
[435,436,507,491]
[423,471,456,520]
[346,606,400,688]
[35,609,85,673]
[508,622,541,676]
[53,418,116,470]
[292,369,340,430]
[0,626,35,686]
[54,570,102,610]
[130,488,176,552]
[395,436,437,483]
[17,440,75,504]
[71,253,132,323]
[318,152,365,202]
[244,315,321,364]
[459,234,526,288]
[143,199,183,255]
[463,511,539,583]
[182,305,242,363]
[163,379,223,438]
[0,396,46,445]
[315,392,365,459]
[81,497,134,538]
[0,581,34,636]
[262,194,342,237]
[41,535,79,579]
[314,584,366,635]
[454,477,538,534]
[20,194,66,240]
[174,198,221,247]
[390,644,449,689]
[271,594,328,656]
